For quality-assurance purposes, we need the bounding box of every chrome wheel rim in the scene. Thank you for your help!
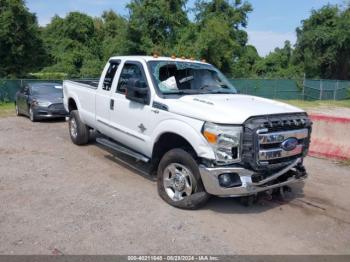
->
[163,163,194,201]
[29,107,34,121]
[70,117,78,138]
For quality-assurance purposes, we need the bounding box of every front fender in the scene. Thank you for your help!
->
[150,119,216,160]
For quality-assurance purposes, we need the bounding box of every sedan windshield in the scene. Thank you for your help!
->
[148,61,237,95]
[31,84,63,96]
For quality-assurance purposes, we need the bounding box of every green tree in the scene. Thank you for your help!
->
[99,10,129,61]
[186,0,253,75]
[0,0,46,77]
[255,41,302,78]
[126,0,189,55]
[41,12,101,77]
[231,45,260,77]
[294,5,350,79]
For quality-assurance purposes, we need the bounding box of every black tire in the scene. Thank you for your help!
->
[29,105,37,122]
[15,103,21,116]
[157,148,210,209]
[69,110,89,145]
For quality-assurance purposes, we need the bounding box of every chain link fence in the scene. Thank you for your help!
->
[0,79,97,102]
[231,78,350,101]
[303,79,350,100]
[230,79,304,100]
[1,78,349,102]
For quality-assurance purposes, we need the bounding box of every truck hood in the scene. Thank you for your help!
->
[163,94,304,124]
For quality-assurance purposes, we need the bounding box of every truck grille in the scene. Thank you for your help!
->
[242,113,312,171]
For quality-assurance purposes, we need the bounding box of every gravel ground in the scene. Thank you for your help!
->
[0,116,350,255]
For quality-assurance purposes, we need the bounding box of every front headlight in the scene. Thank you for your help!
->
[202,122,242,165]
[37,100,51,107]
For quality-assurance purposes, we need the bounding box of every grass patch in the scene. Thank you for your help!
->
[339,159,350,167]
[280,99,350,109]
[0,102,15,118]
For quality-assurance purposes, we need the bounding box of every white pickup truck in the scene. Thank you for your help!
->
[63,56,312,209]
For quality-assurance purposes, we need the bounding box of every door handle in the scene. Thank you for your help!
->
[110,99,114,110]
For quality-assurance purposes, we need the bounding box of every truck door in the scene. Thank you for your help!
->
[95,60,121,136]
[109,61,156,155]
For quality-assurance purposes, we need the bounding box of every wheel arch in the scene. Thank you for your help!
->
[68,97,78,112]
[150,119,215,162]
[152,132,197,161]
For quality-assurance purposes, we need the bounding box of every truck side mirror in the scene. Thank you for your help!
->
[125,78,149,104]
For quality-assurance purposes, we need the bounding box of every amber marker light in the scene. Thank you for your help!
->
[203,130,217,144]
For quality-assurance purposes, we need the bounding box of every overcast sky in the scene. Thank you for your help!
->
[26,0,346,57]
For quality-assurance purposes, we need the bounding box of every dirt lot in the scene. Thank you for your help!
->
[0,116,350,255]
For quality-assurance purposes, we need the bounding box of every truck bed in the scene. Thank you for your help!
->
[67,79,100,89]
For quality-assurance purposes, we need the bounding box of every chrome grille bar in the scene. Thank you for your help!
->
[259,145,303,161]
[258,128,308,144]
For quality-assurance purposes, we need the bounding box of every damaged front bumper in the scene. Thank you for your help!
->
[199,158,307,197]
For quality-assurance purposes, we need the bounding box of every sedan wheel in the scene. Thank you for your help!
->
[15,104,20,116]
[29,106,36,122]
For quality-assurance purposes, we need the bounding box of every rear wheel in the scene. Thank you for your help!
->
[157,148,210,209]
[69,110,89,145]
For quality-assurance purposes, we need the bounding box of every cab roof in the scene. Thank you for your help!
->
[109,55,209,65]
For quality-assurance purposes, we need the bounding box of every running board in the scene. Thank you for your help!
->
[96,138,150,162]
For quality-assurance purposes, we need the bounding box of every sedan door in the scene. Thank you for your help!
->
[16,85,29,115]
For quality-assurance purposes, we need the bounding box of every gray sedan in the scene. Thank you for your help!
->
[15,82,68,122]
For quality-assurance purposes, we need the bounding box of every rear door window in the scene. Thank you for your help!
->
[102,62,120,91]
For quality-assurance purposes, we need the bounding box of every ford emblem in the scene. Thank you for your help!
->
[281,137,298,151]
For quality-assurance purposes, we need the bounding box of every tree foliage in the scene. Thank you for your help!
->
[0,0,46,77]
[1,0,350,80]
[254,41,303,78]
[127,0,189,55]
[294,5,350,80]
[186,0,253,74]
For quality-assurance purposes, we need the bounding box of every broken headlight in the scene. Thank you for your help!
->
[202,122,242,165]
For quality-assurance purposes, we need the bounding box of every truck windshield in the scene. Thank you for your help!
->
[148,61,237,95]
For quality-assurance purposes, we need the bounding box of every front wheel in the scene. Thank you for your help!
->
[157,148,210,209]
[29,106,36,122]
[15,103,21,116]
[69,110,89,145]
